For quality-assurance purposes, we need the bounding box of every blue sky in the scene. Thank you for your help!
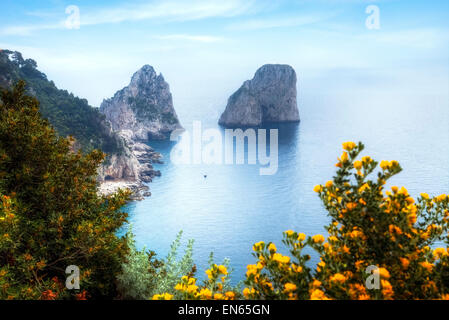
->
[0,0,448,107]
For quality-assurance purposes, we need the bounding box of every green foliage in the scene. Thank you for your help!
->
[0,82,131,299]
[116,228,163,300]
[0,50,125,155]
[152,231,195,296]
[116,230,196,299]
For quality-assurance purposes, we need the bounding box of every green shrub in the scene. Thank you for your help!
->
[0,82,130,299]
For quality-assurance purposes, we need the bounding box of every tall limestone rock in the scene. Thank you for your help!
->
[219,64,299,127]
[100,65,182,141]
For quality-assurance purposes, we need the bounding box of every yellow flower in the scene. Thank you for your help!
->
[434,248,448,259]
[310,289,330,300]
[380,160,390,170]
[398,187,409,196]
[391,186,398,193]
[405,197,415,204]
[317,261,326,271]
[355,260,365,270]
[252,241,265,251]
[340,152,349,163]
[293,264,303,273]
[358,183,370,193]
[246,264,259,276]
[284,230,295,237]
[284,283,297,292]
[420,261,433,272]
[362,156,372,164]
[420,193,430,200]
[297,233,306,242]
[268,243,277,253]
[400,257,410,269]
[313,185,323,193]
[272,253,290,264]
[342,141,356,151]
[389,160,399,168]
[353,160,362,170]
[214,293,224,300]
[330,273,347,283]
[186,284,198,293]
[199,288,212,299]
[152,293,173,300]
[350,229,363,239]
[346,202,358,211]
[243,287,255,298]
[312,279,322,288]
[375,267,391,279]
[325,180,333,188]
[381,280,394,299]
[225,291,235,299]
[312,234,325,243]
[218,265,228,275]
[205,269,212,277]
[174,283,183,291]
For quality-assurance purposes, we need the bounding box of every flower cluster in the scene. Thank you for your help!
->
[152,264,236,300]
[246,142,449,300]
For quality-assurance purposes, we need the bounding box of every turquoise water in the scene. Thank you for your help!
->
[122,87,449,283]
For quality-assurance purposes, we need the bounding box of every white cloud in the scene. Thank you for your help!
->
[0,0,263,36]
[152,34,224,43]
[0,23,63,36]
[227,12,340,30]
[81,0,260,25]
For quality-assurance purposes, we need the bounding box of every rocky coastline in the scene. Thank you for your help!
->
[98,65,181,200]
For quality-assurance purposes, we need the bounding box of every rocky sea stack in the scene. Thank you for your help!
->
[219,64,299,127]
[98,65,182,199]
[100,65,182,141]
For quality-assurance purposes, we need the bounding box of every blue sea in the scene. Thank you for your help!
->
[121,79,449,283]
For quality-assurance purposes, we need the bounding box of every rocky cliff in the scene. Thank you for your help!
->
[218,64,299,127]
[97,132,163,200]
[100,65,182,141]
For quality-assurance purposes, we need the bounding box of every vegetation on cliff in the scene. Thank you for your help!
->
[0,50,125,154]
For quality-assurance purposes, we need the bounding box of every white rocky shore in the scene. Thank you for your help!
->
[98,180,151,200]
[97,135,163,200]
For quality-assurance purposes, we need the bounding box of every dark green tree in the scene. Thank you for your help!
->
[0,81,130,299]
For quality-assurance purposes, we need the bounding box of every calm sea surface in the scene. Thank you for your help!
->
[120,85,449,283]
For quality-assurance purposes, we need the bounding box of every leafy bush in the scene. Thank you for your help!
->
[117,230,197,299]
[116,228,163,299]
[151,231,196,296]
[0,82,130,299]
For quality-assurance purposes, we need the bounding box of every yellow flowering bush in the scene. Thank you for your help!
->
[151,263,237,300]
[153,142,449,300]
